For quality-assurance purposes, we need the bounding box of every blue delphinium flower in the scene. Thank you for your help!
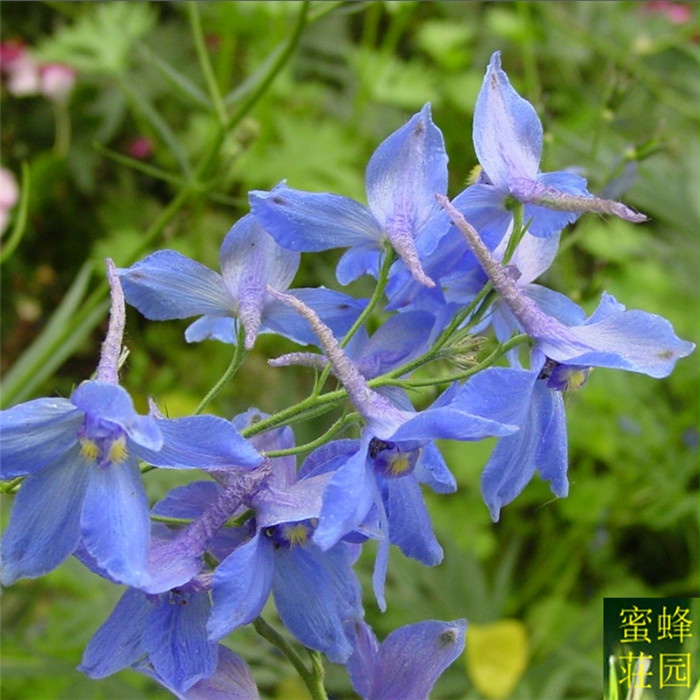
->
[0,260,263,589]
[118,213,366,349]
[454,51,646,246]
[249,103,449,288]
[346,618,467,700]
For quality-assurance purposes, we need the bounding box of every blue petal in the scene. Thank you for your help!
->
[249,183,382,251]
[79,588,149,678]
[473,51,543,189]
[534,387,569,498]
[272,544,361,663]
[452,182,514,249]
[385,477,443,566]
[71,381,163,450]
[354,311,435,378]
[208,533,274,640]
[366,103,448,237]
[185,314,237,344]
[481,380,552,521]
[336,243,383,285]
[0,446,87,585]
[151,481,223,520]
[143,590,217,692]
[254,474,330,527]
[414,441,457,494]
[135,645,260,700]
[80,457,151,586]
[133,415,263,471]
[313,442,376,550]
[508,231,561,286]
[262,287,367,346]
[0,398,81,479]
[118,250,232,319]
[525,285,588,326]
[371,619,467,700]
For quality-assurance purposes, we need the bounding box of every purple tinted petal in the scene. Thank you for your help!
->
[385,477,443,566]
[208,533,273,640]
[0,398,81,478]
[372,619,467,700]
[473,51,542,189]
[249,183,382,251]
[185,314,237,344]
[118,251,231,319]
[135,645,260,700]
[79,588,149,678]
[346,621,380,700]
[0,446,87,585]
[81,457,150,586]
[272,544,360,663]
[143,590,217,692]
[133,415,263,471]
[254,473,331,527]
[151,481,223,520]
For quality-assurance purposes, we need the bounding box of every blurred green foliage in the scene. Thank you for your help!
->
[1,2,698,699]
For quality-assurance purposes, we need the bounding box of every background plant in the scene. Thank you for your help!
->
[1,2,698,699]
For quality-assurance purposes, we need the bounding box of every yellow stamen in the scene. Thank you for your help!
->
[108,436,128,464]
[466,164,483,186]
[79,439,100,462]
[284,523,309,547]
[388,454,411,477]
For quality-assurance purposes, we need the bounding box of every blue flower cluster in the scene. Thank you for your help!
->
[0,52,694,698]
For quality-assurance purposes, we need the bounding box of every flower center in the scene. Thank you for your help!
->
[538,358,590,392]
[78,416,128,468]
[264,518,318,549]
[368,437,419,478]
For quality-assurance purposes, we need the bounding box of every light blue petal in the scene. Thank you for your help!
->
[262,287,366,346]
[144,590,217,692]
[525,285,588,326]
[249,183,382,251]
[0,398,81,478]
[79,588,149,678]
[135,645,260,700]
[185,315,237,344]
[118,250,231,319]
[366,103,447,236]
[314,441,376,550]
[208,533,274,640]
[219,214,300,348]
[509,231,561,286]
[451,182,514,250]
[0,445,87,585]
[534,386,569,498]
[254,474,330,527]
[371,619,467,700]
[80,457,151,587]
[473,51,542,189]
[133,415,262,470]
[385,477,443,566]
[272,544,359,663]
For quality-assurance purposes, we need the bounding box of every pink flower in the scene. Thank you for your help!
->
[0,166,19,234]
[126,136,153,160]
[39,63,77,102]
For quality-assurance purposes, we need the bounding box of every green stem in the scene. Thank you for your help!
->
[264,413,359,458]
[253,617,328,700]
[194,326,247,415]
[188,2,228,127]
